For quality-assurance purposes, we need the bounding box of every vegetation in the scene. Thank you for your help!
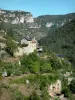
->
[0,9,75,99]
[70,79,75,93]
[0,51,73,99]
[10,74,58,100]
[39,18,75,66]
[0,52,72,76]
[0,10,75,40]
[5,36,18,56]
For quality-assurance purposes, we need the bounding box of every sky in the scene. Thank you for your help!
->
[0,0,75,17]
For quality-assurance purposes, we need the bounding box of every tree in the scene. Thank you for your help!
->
[6,36,17,56]
[40,59,52,73]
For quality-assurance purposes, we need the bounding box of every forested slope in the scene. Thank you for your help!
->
[39,18,75,65]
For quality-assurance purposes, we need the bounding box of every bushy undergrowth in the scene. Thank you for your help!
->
[0,52,72,77]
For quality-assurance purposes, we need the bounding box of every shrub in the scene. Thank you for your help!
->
[29,91,40,100]
[70,79,75,93]
[15,91,26,100]
[62,87,71,97]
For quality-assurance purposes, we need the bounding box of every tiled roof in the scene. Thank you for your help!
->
[23,36,32,41]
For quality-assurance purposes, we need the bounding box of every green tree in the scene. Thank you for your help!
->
[40,59,52,73]
[6,36,17,56]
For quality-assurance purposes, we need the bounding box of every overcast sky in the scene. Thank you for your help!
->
[0,0,75,17]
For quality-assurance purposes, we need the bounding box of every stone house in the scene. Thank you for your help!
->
[14,36,38,56]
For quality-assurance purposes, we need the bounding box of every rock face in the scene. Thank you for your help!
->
[48,80,61,97]
[24,14,34,23]
[0,9,34,24]
[12,17,20,24]
[46,22,54,27]
[0,9,75,40]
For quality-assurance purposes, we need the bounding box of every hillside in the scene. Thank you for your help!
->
[0,8,75,100]
[0,9,75,40]
[35,13,75,34]
[35,13,75,27]
[0,52,74,100]
[39,18,75,65]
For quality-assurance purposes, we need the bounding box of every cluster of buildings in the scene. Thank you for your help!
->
[0,33,42,57]
[14,36,42,57]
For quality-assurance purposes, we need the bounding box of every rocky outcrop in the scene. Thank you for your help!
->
[28,23,41,28]
[46,22,54,28]
[0,9,34,24]
[12,17,19,24]
[48,80,61,97]
[0,9,75,40]
[24,14,34,23]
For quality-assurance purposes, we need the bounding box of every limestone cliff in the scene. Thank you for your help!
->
[0,9,34,24]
